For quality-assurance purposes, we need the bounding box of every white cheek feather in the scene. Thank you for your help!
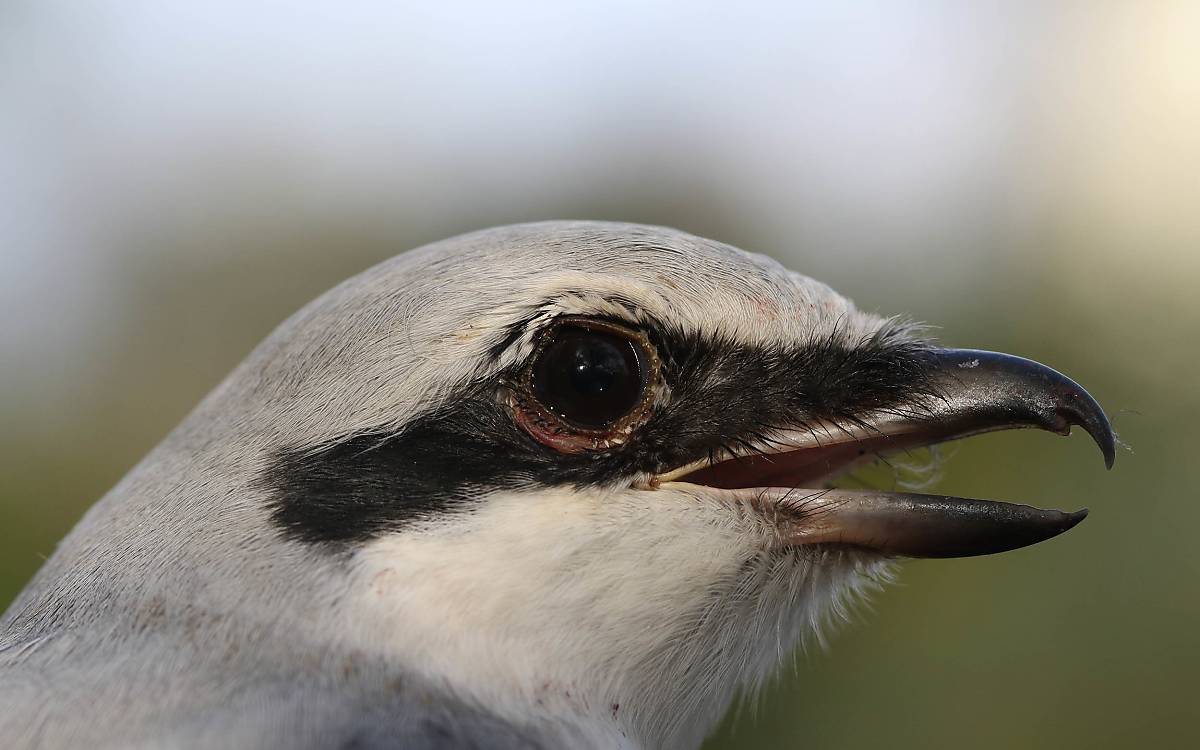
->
[338,487,894,750]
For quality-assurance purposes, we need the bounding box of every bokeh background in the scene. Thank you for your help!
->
[2,2,1197,748]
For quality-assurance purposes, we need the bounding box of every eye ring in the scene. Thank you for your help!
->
[508,317,660,453]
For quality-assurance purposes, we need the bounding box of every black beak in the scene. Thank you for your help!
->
[680,348,1116,558]
[907,348,1115,470]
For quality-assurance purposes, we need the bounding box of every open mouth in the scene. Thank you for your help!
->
[656,349,1116,558]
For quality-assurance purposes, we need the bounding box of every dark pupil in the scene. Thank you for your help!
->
[531,325,645,429]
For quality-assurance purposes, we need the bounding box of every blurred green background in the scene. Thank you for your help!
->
[2,2,1197,748]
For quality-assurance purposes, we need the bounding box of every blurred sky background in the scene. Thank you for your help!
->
[2,2,1198,748]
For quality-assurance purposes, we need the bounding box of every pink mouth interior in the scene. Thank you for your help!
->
[679,442,877,489]
[674,416,969,490]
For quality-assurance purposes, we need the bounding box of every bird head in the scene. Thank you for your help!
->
[13,221,1114,749]
[238,221,1113,746]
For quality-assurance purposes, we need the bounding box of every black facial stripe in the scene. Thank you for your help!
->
[638,321,938,470]
[265,393,534,548]
[264,322,938,548]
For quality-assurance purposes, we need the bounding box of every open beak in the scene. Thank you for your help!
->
[664,349,1115,558]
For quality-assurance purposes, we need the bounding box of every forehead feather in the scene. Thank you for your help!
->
[402,221,870,347]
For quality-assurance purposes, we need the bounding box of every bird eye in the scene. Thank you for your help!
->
[530,323,649,429]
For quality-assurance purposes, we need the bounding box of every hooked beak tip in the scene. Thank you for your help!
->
[936,348,1117,471]
[1071,408,1117,471]
[1055,394,1116,470]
